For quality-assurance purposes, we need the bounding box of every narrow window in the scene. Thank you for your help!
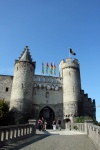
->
[45,92,49,98]
[43,77,45,82]
[34,89,36,95]
[5,87,9,92]
[22,83,23,89]
[73,86,75,92]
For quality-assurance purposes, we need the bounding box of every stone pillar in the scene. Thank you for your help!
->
[28,119,36,134]
[28,119,36,125]
[84,120,93,134]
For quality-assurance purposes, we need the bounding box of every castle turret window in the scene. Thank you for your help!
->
[5,87,9,92]
[73,86,75,92]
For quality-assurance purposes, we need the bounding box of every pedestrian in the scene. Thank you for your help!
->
[41,117,45,131]
[70,125,71,131]
[38,118,42,131]
[57,119,61,130]
[44,120,47,131]
[52,120,56,130]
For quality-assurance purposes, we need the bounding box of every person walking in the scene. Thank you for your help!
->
[38,118,42,131]
[44,120,47,131]
[57,119,61,130]
[52,120,56,131]
[41,117,45,131]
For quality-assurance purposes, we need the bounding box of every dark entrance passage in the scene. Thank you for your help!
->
[64,118,71,123]
[39,106,55,129]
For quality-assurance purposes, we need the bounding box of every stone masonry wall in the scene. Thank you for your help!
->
[10,61,34,113]
[33,75,63,104]
[0,75,13,102]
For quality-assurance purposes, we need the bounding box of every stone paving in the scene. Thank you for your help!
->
[0,129,98,150]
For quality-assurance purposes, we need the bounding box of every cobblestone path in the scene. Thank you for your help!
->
[0,130,98,150]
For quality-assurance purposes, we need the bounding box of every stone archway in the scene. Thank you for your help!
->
[39,106,55,129]
[65,118,71,122]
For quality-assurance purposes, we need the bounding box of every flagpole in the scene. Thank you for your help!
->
[53,61,54,75]
[69,47,70,58]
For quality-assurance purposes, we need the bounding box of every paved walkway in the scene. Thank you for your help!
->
[0,129,98,150]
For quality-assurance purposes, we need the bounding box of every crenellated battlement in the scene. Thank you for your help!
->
[81,91,95,104]
[33,75,63,90]
[59,58,80,70]
[33,75,62,84]
[59,58,80,77]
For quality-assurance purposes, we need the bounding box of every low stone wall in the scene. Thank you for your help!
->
[87,123,100,149]
[66,121,100,149]
[65,123,85,132]
[0,120,36,148]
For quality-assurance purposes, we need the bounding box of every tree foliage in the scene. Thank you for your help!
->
[75,116,92,123]
[93,120,100,126]
[0,99,9,125]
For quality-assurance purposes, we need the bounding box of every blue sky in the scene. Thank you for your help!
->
[0,0,100,121]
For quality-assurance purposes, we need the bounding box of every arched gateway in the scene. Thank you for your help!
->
[39,106,55,129]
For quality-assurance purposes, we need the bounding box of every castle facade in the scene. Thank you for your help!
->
[0,46,96,127]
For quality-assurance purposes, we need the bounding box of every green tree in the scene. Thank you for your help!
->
[0,99,9,125]
[75,116,92,123]
[93,120,100,126]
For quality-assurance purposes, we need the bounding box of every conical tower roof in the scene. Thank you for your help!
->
[19,46,33,63]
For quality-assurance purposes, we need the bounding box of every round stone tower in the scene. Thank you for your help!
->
[10,46,36,117]
[59,58,81,121]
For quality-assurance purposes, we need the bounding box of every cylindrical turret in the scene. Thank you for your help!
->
[10,46,36,115]
[59,58,81,119]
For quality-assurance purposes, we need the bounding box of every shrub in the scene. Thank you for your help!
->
[0,99,9,125]
[73,125,78,130]
[75,116,92,123]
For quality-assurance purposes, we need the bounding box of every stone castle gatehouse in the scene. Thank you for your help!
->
[0,46,96,128]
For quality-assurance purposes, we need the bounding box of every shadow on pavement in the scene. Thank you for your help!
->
[0,130,60,150]
[0,133,50,150]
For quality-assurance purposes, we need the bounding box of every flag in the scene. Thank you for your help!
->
[42,62,44,74]
[70,48,76,55]
[50,63,53,74]
[54,63,56,75]
[46,62,49,74]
